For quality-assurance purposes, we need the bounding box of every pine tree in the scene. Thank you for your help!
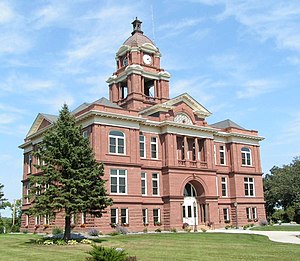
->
[28,104,112,241]
[0,183,7,210]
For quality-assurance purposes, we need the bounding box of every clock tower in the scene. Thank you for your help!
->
[107,18,171,111]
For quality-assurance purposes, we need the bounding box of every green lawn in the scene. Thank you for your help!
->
[250,225,300,231]
[1,232,300,261]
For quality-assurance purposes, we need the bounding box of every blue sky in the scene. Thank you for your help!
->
[1,0,300,217]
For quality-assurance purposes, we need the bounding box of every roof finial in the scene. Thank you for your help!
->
[131,17,143,35]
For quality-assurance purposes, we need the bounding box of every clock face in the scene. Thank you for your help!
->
[143,54,152,65]
[122,57,128,66]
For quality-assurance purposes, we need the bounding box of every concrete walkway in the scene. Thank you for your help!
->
[208,228,300,244]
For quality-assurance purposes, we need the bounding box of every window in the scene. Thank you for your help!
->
[252,207,257,220]
[153,208,160,224]
[244,177,255,196]
[219,145,226,165]
[35,183,42,195]
[110,169,127,194]
[25,183,30,204]
[221,177,228,197]
[246,207,251,220]
[141,172,147,195]
[44,215,50,225]
[25,215,29,226]
[109,130,125,154]
[213,145,217,164]
[192,142,196,161]
[142,209,148,225]
[35,215,41,225]
[223,208,230,221]
[83,130,88,138]
[28,154,32,173]
[151,137,158,159]
[81,212,86,224]
[181,140,185,160]
[152,173,159,196]
[121,208,128,224]
[111,208,118,224]
[140,135,146,158]
[241,147,252,166]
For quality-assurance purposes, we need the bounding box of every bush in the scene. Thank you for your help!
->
[259,219,268,226]
[86,245,128,261]
[143,227,148,233]
[52,227,63,235]
[116,225,128,235]
[88,229,100,236]
[155,228,161,233]
[200,228,207,233]
[170,227,177,233]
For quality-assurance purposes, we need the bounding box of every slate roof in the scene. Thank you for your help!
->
[210,119,245,130]
[40,113,58,123]
[123,32,154,47]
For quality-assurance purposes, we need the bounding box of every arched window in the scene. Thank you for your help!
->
[109,130,125,154]
[184,183,197,197]
[241,147,252,166]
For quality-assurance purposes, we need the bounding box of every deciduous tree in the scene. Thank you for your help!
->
[28,104,112,240]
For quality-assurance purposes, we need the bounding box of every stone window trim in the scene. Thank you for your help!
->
[109,130,126,155]
[110,169,127,194]
[244,177,255,197]
[221,177,228,197]
[241,147,252,166]
[150,136,158,159]
[152,173,159,196]
[141,172,147,196]
[140,135,146,158]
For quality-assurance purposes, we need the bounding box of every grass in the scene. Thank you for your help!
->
[1,232,300,261]
[250,225,300,231]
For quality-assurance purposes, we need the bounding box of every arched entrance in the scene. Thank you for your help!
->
[182,183,198,226]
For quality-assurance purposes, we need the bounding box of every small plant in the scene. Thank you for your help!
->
[201,228,207,233]
[259,219,268,226]
[182,223,189,229]
[155,228,161,232]
[55,239,66,245]
[86,245,128,261]
[43,224,49,229]
[143,227,148,233]
[116,225,128,235]
[154,222,161,226]
[109,231,120,236]
[225,225,231,230]
[52,227,63,235]
[170,227,177,233]
[80,223,86,228]
[88,228,100,236]
[67,239,78,245]
[22,230,29,234]
[81,239,93,244]
[224,220,230,224]
[43,240,54,245]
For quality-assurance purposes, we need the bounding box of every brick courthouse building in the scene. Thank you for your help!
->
[20,19,265,233]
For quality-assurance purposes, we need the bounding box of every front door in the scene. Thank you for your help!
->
[182,197,198,225]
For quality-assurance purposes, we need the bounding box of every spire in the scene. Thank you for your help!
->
[131,17,143,35]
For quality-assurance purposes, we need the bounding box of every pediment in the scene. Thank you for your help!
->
[26,113,57,138]
[139,93,212,119]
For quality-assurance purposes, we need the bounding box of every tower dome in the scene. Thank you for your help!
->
[123,18,155,47]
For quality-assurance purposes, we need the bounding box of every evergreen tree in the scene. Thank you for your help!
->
[28,104,112,241]
[0,183,7,210]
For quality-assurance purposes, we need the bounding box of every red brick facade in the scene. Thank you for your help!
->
[20,19,265,233]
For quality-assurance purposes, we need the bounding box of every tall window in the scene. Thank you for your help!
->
[121,208,128,224]
[151,137,158,159]
[241,147,252,166]
[213,144,217,164]
[109,130,125,154]
[142,209,148,225]
[111,208,118,224]
[244,177,255,196]
[81,212,87,224]
[223,208,230,221]
[152,173,159,196]
[153,209,160,224]
[252,207,257,219]
[140,135,146,158]
[35,215,41,225]
[192,142,196,161]
[44,215,50,225]
[28,154,32,173]
[25,215,29,227]
[141,172,147,195]
[221,177,228,197]
[25,183,30,204]
[246,207,251,220]
[110,169,127,194]
[219,145,226,165]
[83,130,88,138]
[181,140,185,160]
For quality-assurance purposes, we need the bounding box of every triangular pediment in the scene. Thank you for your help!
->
[139,93,212,119]
[26,113,58,138]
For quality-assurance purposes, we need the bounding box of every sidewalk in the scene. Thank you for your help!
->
[208,228,300,244]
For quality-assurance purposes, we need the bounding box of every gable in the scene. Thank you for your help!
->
[139,93,212,120]
[26,113,57,138]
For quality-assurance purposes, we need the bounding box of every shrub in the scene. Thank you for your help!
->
[43,240,54,245]
[52,227,63,235]
[225,225,231,230]
[170,227,177,233]
[182,223,189,229]
[116,225,128,235]
[81,239,93,244]
[143,227,148,233]
[67,240,78,245]
[88,229,100,236]
[259,219,268,226]
[86,245,128,261]
[109,231,120,236]
[201,228,207,233]
[155,228,161,233]
[22,230,29,234]
[55,239,66,245]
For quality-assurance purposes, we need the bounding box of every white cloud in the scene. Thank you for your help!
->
[0,2,15,24]
[38,93,75,111]
[0,113,16,125]
[237,79,277,99]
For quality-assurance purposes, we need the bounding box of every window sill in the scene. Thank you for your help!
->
[107,153,129,157]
